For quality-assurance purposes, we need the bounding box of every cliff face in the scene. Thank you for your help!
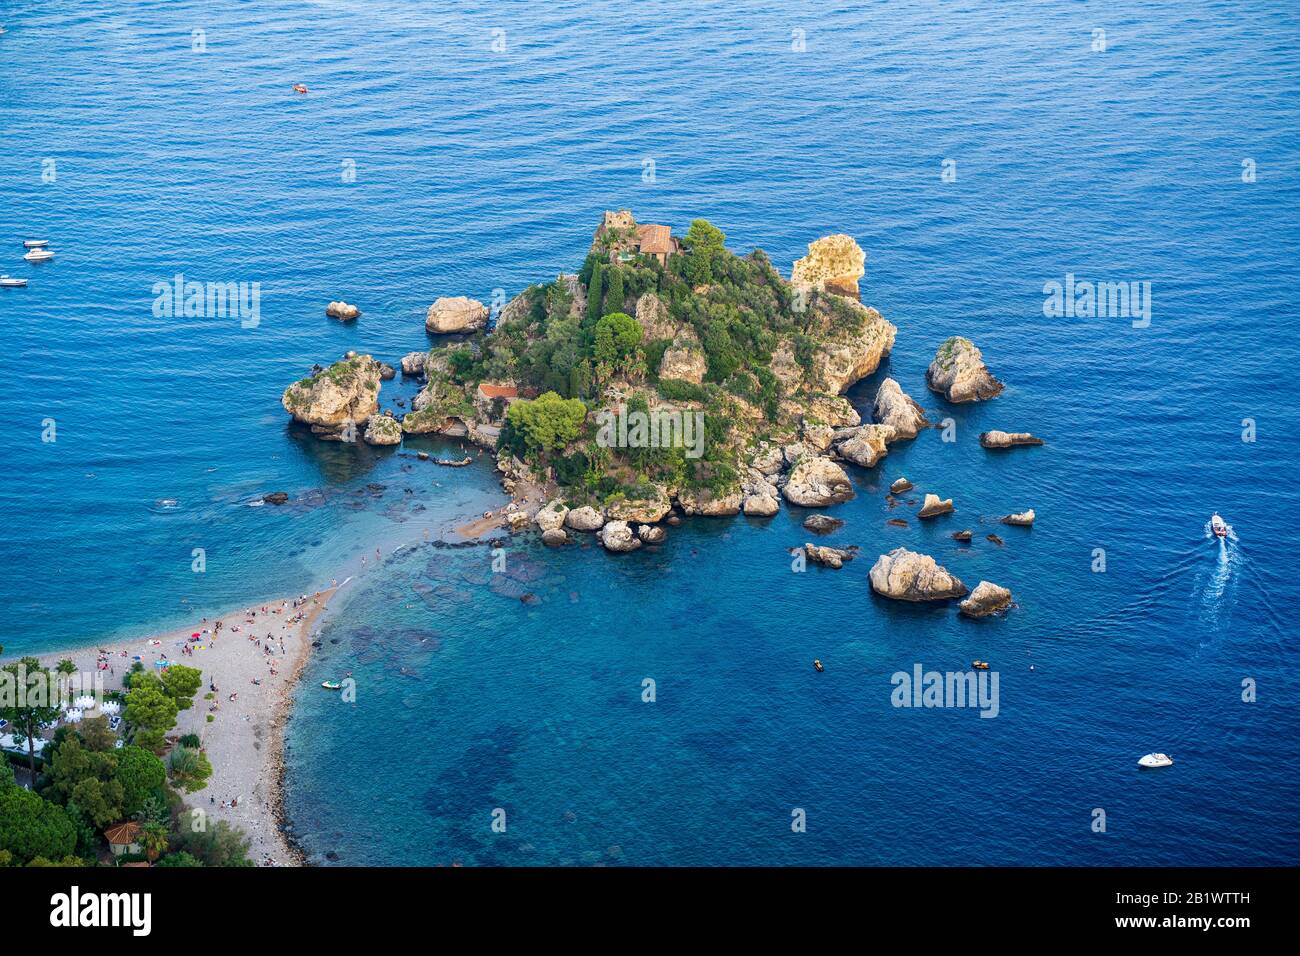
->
[792,234,867,300]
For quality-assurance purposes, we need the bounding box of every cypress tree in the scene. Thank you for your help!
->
[586,262,604,325]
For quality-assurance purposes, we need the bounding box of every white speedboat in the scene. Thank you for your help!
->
[23,247,54,262]
[22,239,48,249]
[1138,752,1173,768]
[0,275,27,288]
[1210,513,1229,538]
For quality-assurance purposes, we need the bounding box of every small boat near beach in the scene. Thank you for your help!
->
[22,239,48,249]
[23,247,54,262]
[1138,752,1173,768]
[813,659,824,672]
[1210,513,1230,538]
[0,276,27,288]
[321,680,342,690]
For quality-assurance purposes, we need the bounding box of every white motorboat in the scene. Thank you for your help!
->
[22,239,48,249]
[1210,513,1229,538]
[23,247,54,262]
[0,275,27,288]
[1138,752,1173,769]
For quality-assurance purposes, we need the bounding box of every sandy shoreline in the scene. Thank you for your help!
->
[9,589,337,866]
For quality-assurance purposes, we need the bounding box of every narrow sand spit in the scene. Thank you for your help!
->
[19,589,336,866]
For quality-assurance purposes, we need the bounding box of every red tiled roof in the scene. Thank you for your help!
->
[477,384,518,399]
[104,821,141,845]
[636,224,675,255]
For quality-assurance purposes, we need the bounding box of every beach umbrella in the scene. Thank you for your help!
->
[73,694,96,710]
[65,709,83,723]
[100,700,121,715]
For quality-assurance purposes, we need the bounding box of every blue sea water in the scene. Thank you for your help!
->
[2,0,1298,865]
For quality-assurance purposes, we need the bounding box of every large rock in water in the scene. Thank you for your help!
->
[803,543,857,569]
[1002,509,1035,526]
[677,487,742,516]
[606,487,673,523]
[832,424,895,468]
[980,430,1043,449]
[926,337,1004,403]
[425,296,488,334]
[869,548,968,601]
[792,234,866,300]
[872,378,929,439]
[281,355,382,435]
[325,301,361,321]
[782,457,855,507]
[598,520,642,553]
[917,493,954,518]
[564,506,605,532]
[362,414,402,446]
[960,581,1013,617]
[534,500,569,532]
[400,351,428,377]
[803,514,844,534]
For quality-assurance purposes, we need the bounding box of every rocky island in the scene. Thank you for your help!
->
[282,211,911,547]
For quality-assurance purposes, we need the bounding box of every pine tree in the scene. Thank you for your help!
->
[604,267,625,316]
[586,262,604,325]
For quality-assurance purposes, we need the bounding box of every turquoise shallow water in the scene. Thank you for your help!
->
[2,0,1299,864]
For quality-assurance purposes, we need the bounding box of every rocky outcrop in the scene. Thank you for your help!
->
[425,296,489,334]
[926,337,1003,403]
[541,528,568,547]
[400,351,427,377]
[749,443,785,476]
[814,305,897,394]
[951,529,973,542]
[636,524,667,544]
[782,456,855,507]
[633,291,694,343]
[803,543,857,569]
[741,471,781,517]
[1002,509,1035,526]
[800,421,835,454]
[872,378,929,439]
[534,500,569,532]
[362,414,402,446]
[803,514,844,534]
[564,506,605,532]
[890,477,913,494]
[677,487,742,516]
[281,355,382,436]
[869,548,968,602]
[606,488,673,523]
[792,234,866,300]
[325,301,360,321]
[832,423,895,468]
[378,362,396,381]
[980,431,1043,449]
[658,346,707,384]
[960,581,1013,618]
[506,510,530,532]
[917,494,954,518]
[262,492,289,505]
[598,520,642,553]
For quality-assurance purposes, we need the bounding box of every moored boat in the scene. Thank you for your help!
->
[23,247,54,262]
[0,275,27,288]
[1138,752,1173,768]
[22,239,48,249]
